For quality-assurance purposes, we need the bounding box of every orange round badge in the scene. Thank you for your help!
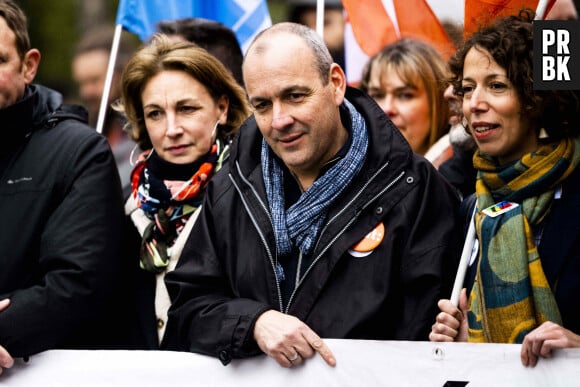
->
[351,222,385,252]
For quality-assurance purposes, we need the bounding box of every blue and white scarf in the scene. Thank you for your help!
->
[262,99,368,257]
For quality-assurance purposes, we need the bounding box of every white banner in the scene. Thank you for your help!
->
[2,340,579,386]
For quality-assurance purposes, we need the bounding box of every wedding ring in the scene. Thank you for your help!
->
[288,352,299,362]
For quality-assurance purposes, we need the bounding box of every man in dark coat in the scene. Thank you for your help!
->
[163,22,462,368]
[0,0,127,376]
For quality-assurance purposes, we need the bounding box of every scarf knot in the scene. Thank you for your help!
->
[130,141,229,272]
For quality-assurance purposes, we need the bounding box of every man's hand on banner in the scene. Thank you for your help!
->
[253,310,336,368]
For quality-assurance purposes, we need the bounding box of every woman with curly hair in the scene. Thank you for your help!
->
[429,9,580,367]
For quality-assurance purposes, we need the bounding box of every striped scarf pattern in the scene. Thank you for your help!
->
[262,99,368,257]
[468,137,580,343]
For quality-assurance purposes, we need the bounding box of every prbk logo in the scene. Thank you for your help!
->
[533,21,580,90]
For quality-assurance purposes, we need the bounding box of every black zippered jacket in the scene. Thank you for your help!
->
[163,88,462,364]
[0,85,127,356]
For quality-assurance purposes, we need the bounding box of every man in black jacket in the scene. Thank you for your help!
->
[163,22,462,368]
[0,0,127,376]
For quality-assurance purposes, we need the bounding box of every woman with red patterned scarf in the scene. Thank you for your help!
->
[116,34,250,349]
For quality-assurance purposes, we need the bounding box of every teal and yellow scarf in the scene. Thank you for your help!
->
[468,137,580,343]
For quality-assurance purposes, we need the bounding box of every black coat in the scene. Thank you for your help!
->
[540,167,580,334]
[163,88,462,364]
[0,85,128,356]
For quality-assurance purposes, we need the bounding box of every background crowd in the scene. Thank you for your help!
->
[1,0,579,378]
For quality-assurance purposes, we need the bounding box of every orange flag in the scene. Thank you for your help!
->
[342,0,453,59]
[394,0,455,60]
[464,0,556,38]
[342,0,398,57]
[342,0,454,85]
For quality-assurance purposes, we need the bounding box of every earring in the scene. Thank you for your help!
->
[211,120,219,141]
[129,143,140,166]
[538,128,549,139]
[129,144,152,166]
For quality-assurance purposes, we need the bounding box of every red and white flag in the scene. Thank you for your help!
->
[342,0,454,85]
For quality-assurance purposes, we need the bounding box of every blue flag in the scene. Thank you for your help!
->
[115,0,271,51]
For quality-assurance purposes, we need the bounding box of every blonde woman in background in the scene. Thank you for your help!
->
[359,38,452,168]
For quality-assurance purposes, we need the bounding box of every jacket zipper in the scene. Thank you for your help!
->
[284,163,406,312]
[230,162,284,311]
[231,160,406,314]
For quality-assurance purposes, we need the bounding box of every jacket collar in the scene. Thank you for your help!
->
[0,84,63,154]
[0,86,36,153]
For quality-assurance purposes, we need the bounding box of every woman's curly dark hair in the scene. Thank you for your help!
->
[448,8,579,140]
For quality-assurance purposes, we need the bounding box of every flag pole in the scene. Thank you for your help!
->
[316,0,325,39]
[535,0,550,19]
[96,23,123,134]
[450,205,477,307]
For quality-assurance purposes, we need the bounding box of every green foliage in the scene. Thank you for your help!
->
[18,0,118,101]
